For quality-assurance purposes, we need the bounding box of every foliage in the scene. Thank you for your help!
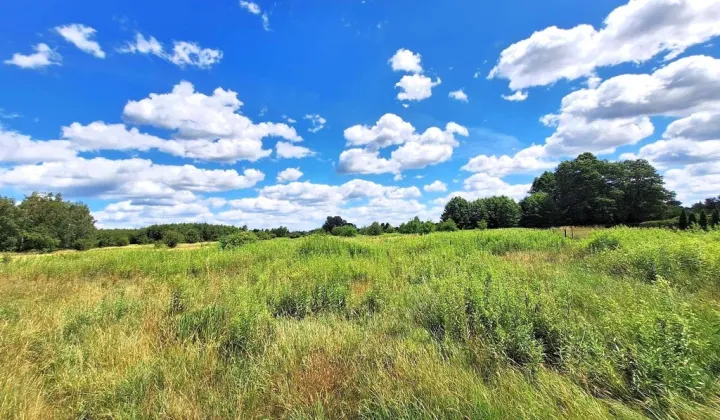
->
[679,209,689,230]
[162,230,183,248]
[436,219,458,232]
[699,211,708,230]
[520,192,557,228]
[712,209,720,228]
[688,212,698,226]
[220,231,259,249]
[323,216,351,233]
[331,225,358,237]
[482,196,522,228]
[360,222,384,236]
[638,218,678,228]
[398,217,436,235]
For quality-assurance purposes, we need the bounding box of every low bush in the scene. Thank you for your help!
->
[220,231,259,250]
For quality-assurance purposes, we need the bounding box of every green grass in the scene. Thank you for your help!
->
[1,228,719,419]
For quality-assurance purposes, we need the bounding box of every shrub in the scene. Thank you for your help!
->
[363,222,384,236]
[638,218,679,229]
[679,210,689,230]
[184,229,201,244]
[220,231,259,250]
[699,211,708,230]
[712,209,720,228]
[688,212,698,226]
[21,232,60,253]
[436,219,458,232]
[477,220,488,230]
[332,225,358,237]
[163,230,183,248]
[586,235,621,253]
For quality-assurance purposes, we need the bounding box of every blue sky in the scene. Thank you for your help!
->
[1,0,719,230]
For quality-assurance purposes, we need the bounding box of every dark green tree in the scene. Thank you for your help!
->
[530,171,557,196]
[482,196,522,228]
[0,197,21,251]
[364,222,383,236]
[436,219,458,232]
[520,192,558,228]
[468,199,488,229]
[441,197,471,229]
[712,209,720,228]
[688,212,698,226]
[322,216,349,232]
[618,159,673,223]
[163,230,183,248]
[699,211,708,230]
[678,209,688,230]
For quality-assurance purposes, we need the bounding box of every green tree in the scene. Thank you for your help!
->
[520,192,558,228]
[712,209,720,228]
[468,199,488,229]
[0,197,21,251]
[482,196,522,228]
[678,209,688,230]
[163,230,183,248]
[617,159,673,223]
[530,171,556,195]
[17,193,96,251]
[322,216,349,232]
[364,222,384,236]
[441,197,471,229]
[699,211,708,230]
[436,219,458,232]
[184,229,201,244]
[554,154,621,225]
[331,225,357,237]
[688,212,698,226]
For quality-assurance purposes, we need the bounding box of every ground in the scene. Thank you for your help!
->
[1,228,719,419]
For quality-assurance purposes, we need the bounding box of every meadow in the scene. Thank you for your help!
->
[1,228,719,419]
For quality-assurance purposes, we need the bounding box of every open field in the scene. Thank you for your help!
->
[1,228,720,419]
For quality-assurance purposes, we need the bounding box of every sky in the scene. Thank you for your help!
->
[1,0,719,230]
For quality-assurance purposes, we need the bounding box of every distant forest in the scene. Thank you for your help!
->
[1,153,718,253]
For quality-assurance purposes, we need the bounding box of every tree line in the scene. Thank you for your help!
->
[1,153,715,253]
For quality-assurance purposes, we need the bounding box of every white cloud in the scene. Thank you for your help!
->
[423,180,447,192]
[276,141,315,159]
[239,1,270,31]
[239,1,261,14]
[489,0,720,90]
[664,162,720,205]
[123,81,301,162]
[462,145,556,176]
[449,89,469,102]
[277,167,303,183]
[0,127,75,164]
[389,48,423,73]
[118,33,222,69]
[0,157,264,200]
[55,24,105,58]
[501,91,528,102]
[395,74,441,101]
[4,43,61,69]
[304,114,327,133]
[437,173,531,205]
[338,115,468,175]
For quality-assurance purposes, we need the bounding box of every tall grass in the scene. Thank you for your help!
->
[1,228,719,418]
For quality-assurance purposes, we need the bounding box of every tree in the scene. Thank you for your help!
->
[699,211,708,230]
[0,197,21,251]
[441,197,471,229]
[530,171,556,196]
[184,229,201,244]
[468,199,488,229]
[618,159,673,223]
[270,226,290,238]
[520,192,557,228]
[331,225,357,237]
[482,196,522,228]
[15,192,95,251]
[679,210,689,230]
[322,216,349,233]
[398,217,435,235]
[220,232,259,249]
[688,212,698,226]
[363,222,384,236]
[712,209,720,228]
[163,230,183,248]
[436,219,458,232]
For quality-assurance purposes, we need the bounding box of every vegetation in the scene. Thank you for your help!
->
[1,228,719,418]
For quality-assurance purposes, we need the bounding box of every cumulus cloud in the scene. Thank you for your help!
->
[489,0,720,90]
[501,91,528,102]
[276,142,315,159]
[395,74,441,101]
[449,89,469,102]
[436,173,531,205]
[119,33,222,69]
[389,48,423,73]
[123,81,302,162]
[4,43,61,69]
[55,24,105,58]
[304,114,327,133]
[462,145,556,176]
[277,167,303,183]
[0,157,264,200]
[0,127,75,164]
[664,162,720,205]
[338,115,468,175]
[423,180,447,192]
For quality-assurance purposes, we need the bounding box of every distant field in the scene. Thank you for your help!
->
[1,228,720,419]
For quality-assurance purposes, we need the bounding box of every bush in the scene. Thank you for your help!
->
[638,218,679,229]
[220,232,259,250]
[163,230,183,248]
[436,219,458,232]
[362,222,384,236]
[331,225,358,237]
[21,232,61,253]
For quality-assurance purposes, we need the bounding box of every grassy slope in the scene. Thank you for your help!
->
[1,228,719,419]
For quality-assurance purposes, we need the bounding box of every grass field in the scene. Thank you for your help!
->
[1,228,720,419]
